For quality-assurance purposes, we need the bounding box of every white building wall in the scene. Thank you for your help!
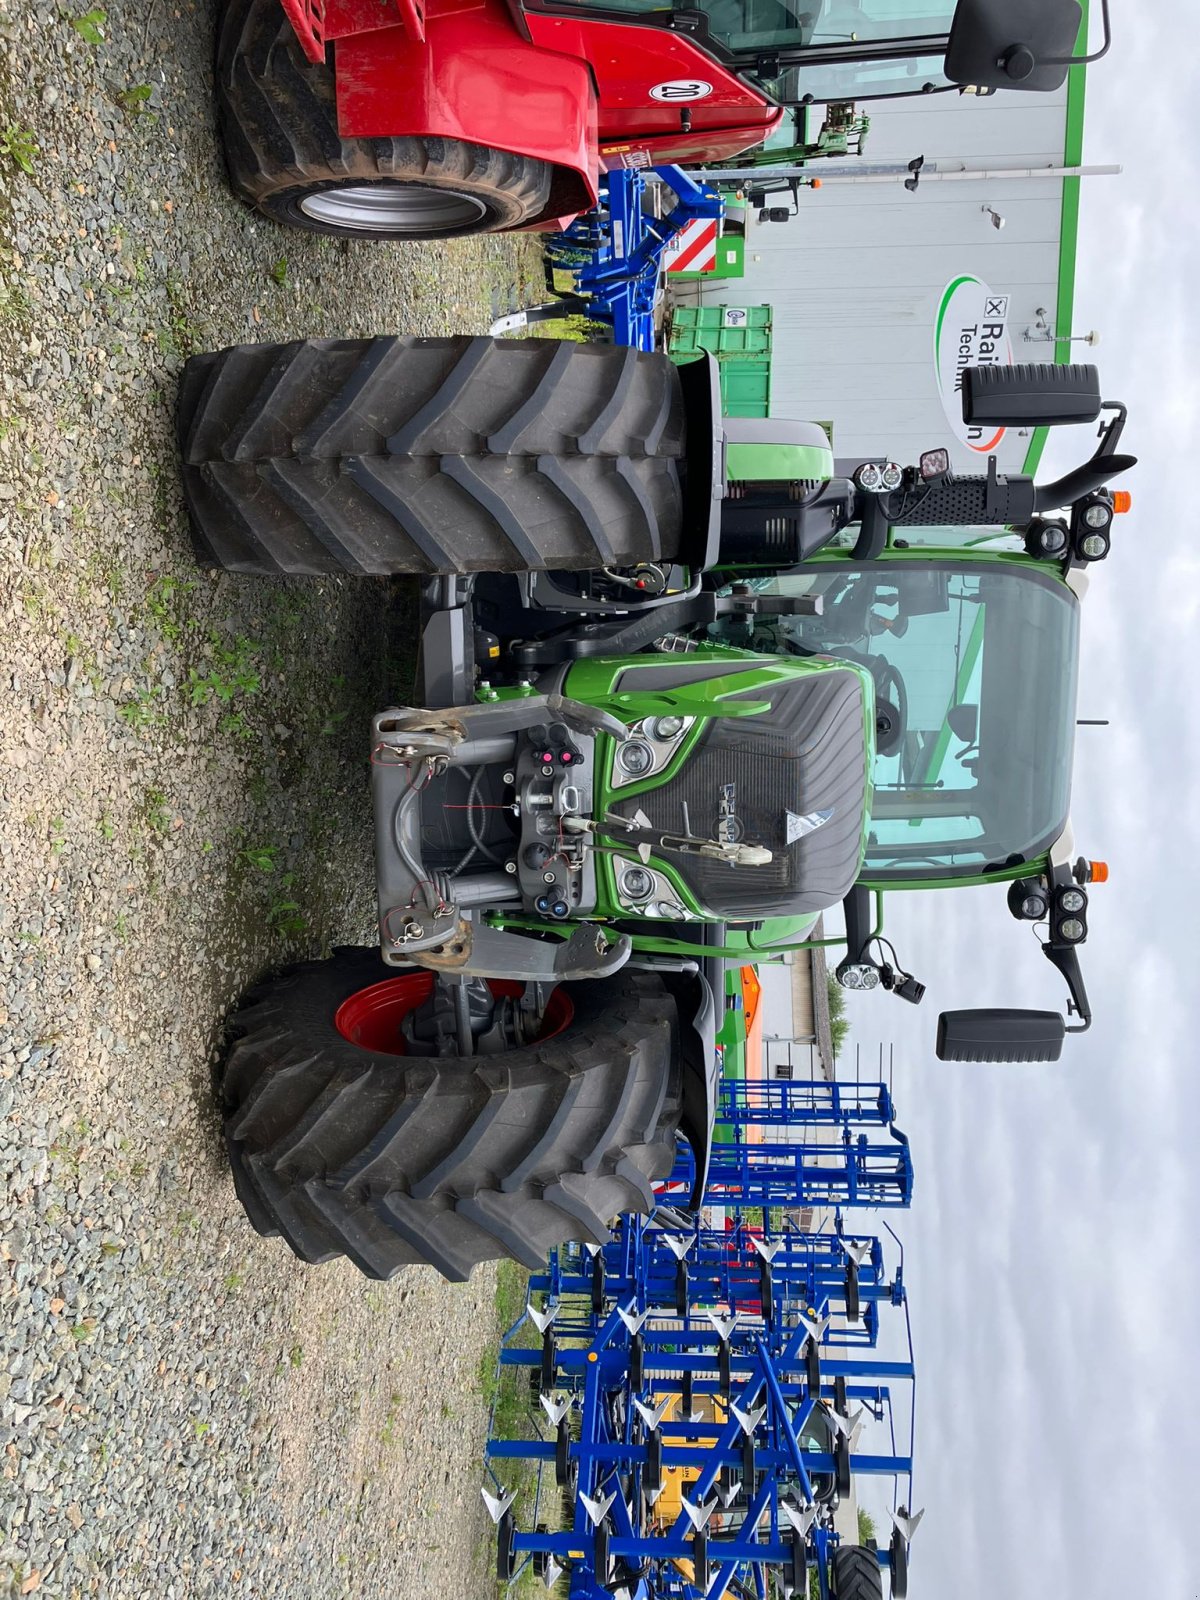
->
[691,83,1082,472]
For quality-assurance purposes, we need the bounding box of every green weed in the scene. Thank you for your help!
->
[239,844,279,874]
[118,687,166,730]
[186,633,261,706]
[116,83,156,118]
[70,7,107,44]
[143,788,171,835]
[1,125,38,176]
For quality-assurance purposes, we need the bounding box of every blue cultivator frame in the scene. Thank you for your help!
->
[482,1080,919,1600]
[492,166,724,351]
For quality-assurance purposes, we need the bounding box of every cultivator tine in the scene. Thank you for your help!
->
[674,1258,689,1316]
[527,1302,558,1334]
[682,1494,718,1533]
[841,1237,874,1266]
[539,1393,571,1428]
[633,1395,673,1432]
[719,1476,743,1508]
[481,1485,516,1525]
[579,1488,616,1527]
[781,1499,820,1538]
[661,1232,693,1260]
[829,1405,866,1441]
[617,1302,651,1336]
[752,1236,785,1262]
[542,1556,564,1590]
[706,1310,739,1342]
[731,1401,767,1437]
[890,1506,924,1542]
[797,1310,831,1344]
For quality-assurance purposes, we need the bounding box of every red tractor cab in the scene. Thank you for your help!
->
[217,0,1098,239]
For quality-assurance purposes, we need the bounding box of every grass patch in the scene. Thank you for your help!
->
[826,972,850,1060]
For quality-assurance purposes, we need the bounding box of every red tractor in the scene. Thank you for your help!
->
[217,0,1103,241]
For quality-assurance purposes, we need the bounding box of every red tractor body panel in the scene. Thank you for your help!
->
[334,2,600,216]
[324,0,779,223]
[523,13,781,167]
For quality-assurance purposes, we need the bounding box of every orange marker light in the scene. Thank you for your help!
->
[1088,860,1109,884]
[1111,491,1132,514]
[811,178,823,189]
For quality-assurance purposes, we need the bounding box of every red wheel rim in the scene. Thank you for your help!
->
[335,974,574,1056]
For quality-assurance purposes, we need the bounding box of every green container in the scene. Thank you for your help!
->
[719,360,772,417]
[668,304,772,357]
[668,306,773,417]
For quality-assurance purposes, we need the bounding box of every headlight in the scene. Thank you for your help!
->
[620,865,654,902]
[879,461,903,492]
[856,462,883,493]
[617,739,654,776]
[647,715,685,741]
[1058,886,1086,914]
[1058,916,1085,942]
[1078,530,1110,560]
[1008,878,1048,921]
[1084,502,1112,529]
[838,962,880,992]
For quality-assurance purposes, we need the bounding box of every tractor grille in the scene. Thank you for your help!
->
[612,668,870,918]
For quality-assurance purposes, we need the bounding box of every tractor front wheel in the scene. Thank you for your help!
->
[217,0,553,240]
[220,948,682,1281]
[176,335,687,575]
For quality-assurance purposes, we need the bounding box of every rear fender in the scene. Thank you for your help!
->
[332,0,598,222]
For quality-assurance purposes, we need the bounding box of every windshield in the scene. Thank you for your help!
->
[544,0,956,99]
[757,50,952,103]
[716,560,1080,882]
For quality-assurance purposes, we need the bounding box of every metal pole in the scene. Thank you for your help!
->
[699,160,1122,185]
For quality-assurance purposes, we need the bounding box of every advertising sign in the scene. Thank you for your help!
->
[934,274,1015,454]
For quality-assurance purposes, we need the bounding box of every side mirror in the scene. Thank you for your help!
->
[961,362,1102,428]
[945,0,1083,93]
[936,1008,1065,1062]
[946,703,978,744]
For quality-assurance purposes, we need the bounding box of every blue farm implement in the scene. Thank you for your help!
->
[491,166,724,351]
[482,1081,919,1600]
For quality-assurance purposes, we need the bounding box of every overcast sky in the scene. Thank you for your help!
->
[814,10,1200,1595]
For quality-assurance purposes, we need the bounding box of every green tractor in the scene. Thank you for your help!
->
[178,336,1132,1281]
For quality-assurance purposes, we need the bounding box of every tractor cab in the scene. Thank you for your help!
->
[527,0,1098,125]
[717,556,1080,887]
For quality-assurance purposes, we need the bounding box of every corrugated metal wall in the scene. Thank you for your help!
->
[690,85,1078,472]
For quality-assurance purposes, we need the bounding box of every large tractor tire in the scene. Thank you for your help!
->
[220,948,682,1281]
[216,0,553,239]
[177,336,688,575]
[831,1545,885,1600]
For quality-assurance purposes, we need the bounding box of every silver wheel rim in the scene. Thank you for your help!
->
[298,183,489,234]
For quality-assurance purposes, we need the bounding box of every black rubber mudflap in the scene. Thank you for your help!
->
[178,335,689,576]
[216,0,552,238]
[220,948,682,1280]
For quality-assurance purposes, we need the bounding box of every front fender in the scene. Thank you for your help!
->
[664,964,718,1210]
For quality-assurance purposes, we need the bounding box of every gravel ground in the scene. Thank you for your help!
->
[0,4,542,1596]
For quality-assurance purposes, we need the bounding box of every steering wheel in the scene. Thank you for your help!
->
[870,660,907,757]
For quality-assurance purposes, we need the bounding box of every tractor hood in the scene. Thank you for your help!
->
[603,660,872,921]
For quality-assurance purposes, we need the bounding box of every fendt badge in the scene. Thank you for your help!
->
[717,783,742,844]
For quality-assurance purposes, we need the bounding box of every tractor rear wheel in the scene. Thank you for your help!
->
[177,335,688,575]
[831,1545,884,1600]
[216,0,553,239]
[220,948,682,1281]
